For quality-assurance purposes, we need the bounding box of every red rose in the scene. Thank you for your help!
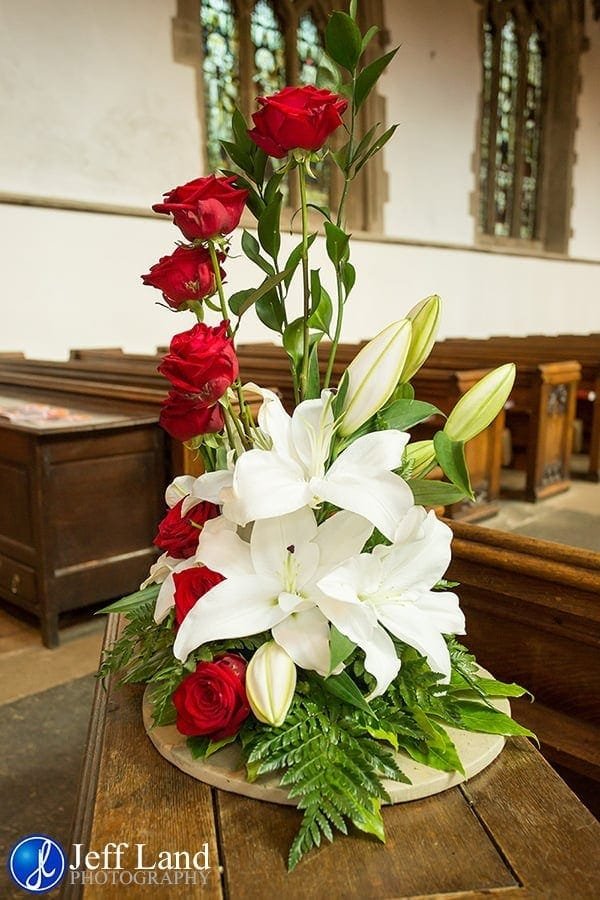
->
[159,321,239,397]
[248,85,348,159]
[172,565,224,626]
[154,499,219,559]
[159,391,225,441]
[153,174,248,242]
[172,654,250,740]
[141,245,223,310]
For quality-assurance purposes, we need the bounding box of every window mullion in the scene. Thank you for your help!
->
[486,17,502,236]
[510,21,529,239]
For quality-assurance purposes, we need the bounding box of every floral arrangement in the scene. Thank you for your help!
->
[100,3,532,870]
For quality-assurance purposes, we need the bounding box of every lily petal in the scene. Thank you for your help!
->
[316,469,413,542]
[377,509,453,592]
[272,607,331,675]
[415,590,466,635]
[377,602,452,680]
[153,556,198,624]
[290,394,335,478]
[327,430,410,479]
[173,574,284,661]
[196,519,253,577]
[314,511,373,576]
[182,469,233,513]
[250,385,297,461]
[165,475,196,508]
[250,507,318,579]
[227,450,312,524]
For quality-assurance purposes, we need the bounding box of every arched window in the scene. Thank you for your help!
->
[475,0,585,253]
[172,0,390,232]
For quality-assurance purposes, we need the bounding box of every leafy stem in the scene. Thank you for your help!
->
[298,161,311,401]
[324,75,358,390]
[207,240,253,442]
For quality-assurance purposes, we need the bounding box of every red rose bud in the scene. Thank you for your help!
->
[172,654,250,740]
[172,565,224,626]
[154,498,219,560]
[248,85,348,158]
[153,174,248,242]
[159,391,225,442]
[141,245,223,310]
[158,321,239,397]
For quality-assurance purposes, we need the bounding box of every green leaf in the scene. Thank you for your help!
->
[324,221,350,267]
[258,191,283,258]
[325,11,362,73]
[264,171,285,204]
[308,270,333,335]
[316,53,342,92]
[453,701,537,741]
[205,734,238,758]
[433,431,474,500]
[231,107,251,150]
[220,140,254,176]
[322,671,373,715]
[283,233,317,289]
[230,267,293,317]
[354,48,399,110]
[352,799,386,843]
[450,673,532,700]
[361,25,379,53]
[96,584,159,615]
[332,371,349,418]
[394,382,415,401]
[282,317,305,369]
[306,342,322,400]
[355,124,399,174]
[241,229,275,276]
[255,288,284,333]
[377,399,441,431]
[329,625,356,673]
[252,146,268,186]
[307,202,332,222]
[408,479,468,506]
[349,0,358,19]
[228,288,255,317]
[187,736,210,760]
[400,720,465,775]
[350,123,380,166]
[341,261,356,295]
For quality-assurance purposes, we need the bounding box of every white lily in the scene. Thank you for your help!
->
[165,475,196,509]
[316,507,465,698]
[246,641,297,727]
[338,319,413,436]
[173,507,373,675]
[223,388,413,541]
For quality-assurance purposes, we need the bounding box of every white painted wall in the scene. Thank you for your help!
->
[0,0,599,360]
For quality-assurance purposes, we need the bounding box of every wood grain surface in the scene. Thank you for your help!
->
[66,616,600,899]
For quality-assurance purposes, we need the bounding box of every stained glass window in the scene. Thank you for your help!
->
[298,13,323,85]
[478,4,546,242]
[201,0,240,171]
[297,13,329,207]
[251,1,285,97]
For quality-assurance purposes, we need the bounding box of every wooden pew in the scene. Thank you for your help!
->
[440,335,600,481]
[447,519,600,810]
[424,346,580,501]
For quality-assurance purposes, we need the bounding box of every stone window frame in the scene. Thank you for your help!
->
[472,0,587,255]
[172,0,391,233]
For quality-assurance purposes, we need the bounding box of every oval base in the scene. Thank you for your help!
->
[142,686,508,805]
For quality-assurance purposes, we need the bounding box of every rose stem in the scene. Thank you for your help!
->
[207,241,253,444]
[324,75,358,390]
[298,161,311,401]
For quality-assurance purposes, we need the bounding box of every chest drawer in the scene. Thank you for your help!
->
[0,553,37,609]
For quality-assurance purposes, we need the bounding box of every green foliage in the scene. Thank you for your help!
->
[354,48,399,110]
[408,479,468,506]
[96,584,159,615]
[433,431,474,500]
[241,689,407,870]
[377,399,441,432]
[325,12,363,72]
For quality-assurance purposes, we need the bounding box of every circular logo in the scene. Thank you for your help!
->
[7,835,67,894]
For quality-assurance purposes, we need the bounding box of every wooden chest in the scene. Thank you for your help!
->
[0,387,166,646]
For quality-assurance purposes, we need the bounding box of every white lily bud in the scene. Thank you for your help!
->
[246,641,297,727]
[404,440,436,477]
[339,319,413,436]
[445,363,516,443]
[400,295,441,382]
